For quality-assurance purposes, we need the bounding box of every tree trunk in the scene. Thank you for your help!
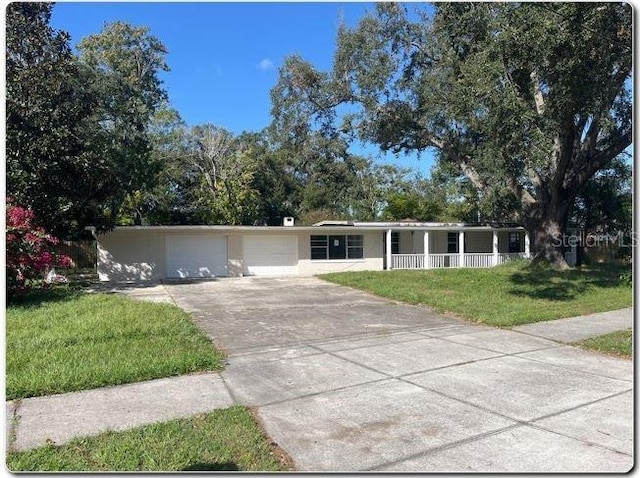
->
[524,201,571,269]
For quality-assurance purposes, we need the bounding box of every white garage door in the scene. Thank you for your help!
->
[166,235,228,278]
[243,235,298,276]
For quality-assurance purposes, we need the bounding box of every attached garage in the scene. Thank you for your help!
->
[166,234,228,278]
[242,235,298,276]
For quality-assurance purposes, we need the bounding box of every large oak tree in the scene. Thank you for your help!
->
[271,2,632,266]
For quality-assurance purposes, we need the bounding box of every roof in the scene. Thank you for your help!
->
[102,221,526,235]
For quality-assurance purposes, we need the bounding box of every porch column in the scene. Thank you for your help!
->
[386,229,392,270]
[423,231,430,269]
[459,230,465,267]
[524,231,530,258]
[492,229,499,266]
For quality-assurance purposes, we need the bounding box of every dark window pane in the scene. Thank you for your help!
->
[447,232,458,254]
[310,235,327,260]
[311,247,327,260]
[310,235,328,247]
[508,232,521,253]
[328,235,347,259]
[391,232,400,255]
[348,235,364,259]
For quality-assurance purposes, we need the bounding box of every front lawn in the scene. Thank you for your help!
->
[320,261,632,327]
[7,288,225,400]
[576,329,633,358]
[6,406,292,472]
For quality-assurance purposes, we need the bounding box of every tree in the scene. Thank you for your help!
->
[6,3,114,238]
[77,21,170,226]
[571,157,632,238]
[272,3,632,267]
[181,125,260,225]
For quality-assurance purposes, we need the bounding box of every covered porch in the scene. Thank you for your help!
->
[384,226,530,270]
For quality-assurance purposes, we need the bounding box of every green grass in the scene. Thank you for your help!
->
[320,261,632,327]
[6,406,293,472]
[576,329,633,358]
[6,288,225,400]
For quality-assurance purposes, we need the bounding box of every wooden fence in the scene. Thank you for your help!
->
[54,240,97,270]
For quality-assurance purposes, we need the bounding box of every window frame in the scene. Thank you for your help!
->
[310,234,364,260]
[447,232,458,254]
[508,232,522,253]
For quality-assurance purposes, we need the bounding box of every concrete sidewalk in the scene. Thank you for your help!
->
[513,307,633,342]
[5,280,634,472]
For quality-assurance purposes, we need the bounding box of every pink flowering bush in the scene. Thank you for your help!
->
[6,200,73,296]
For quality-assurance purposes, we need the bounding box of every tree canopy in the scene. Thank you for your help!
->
[271,2,632,266]
[6,2,632,262]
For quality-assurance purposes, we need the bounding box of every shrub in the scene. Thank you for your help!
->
[6,200,72,296]
[619,270,633,287]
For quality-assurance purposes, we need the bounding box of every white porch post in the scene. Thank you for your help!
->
[492,229,499,266]
[386,229,392,270]
[423,231,430,269]
[524,231,531,258]
[459,230,465,267]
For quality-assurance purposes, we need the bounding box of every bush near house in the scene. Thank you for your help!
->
[6,200,73,297]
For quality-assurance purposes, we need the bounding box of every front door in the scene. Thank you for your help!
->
[328,235,346,259]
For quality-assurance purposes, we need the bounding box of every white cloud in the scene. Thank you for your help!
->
[257,58,275,71]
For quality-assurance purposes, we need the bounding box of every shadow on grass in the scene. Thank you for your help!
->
[182,462,239,471]
[508,262,630,302]
[7,285,81,309]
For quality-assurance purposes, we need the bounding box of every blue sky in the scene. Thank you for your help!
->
[50,2,436,176]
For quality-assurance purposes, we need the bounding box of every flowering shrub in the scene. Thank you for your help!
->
[6,200,73,295]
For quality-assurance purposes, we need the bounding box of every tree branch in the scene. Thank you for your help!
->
[567,129,631,191]
[530,69,545,115]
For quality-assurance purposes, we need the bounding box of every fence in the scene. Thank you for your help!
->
[54,240,97,270]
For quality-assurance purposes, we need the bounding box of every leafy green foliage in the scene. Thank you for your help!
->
[273,3,632,265]
[77,21,170,228]
[6,3,114,238]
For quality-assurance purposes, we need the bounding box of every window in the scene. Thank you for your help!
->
[447,232,458,254]
[310,235,328,260]
[347,235,364,259]
[509,232,521,253]
[310,234,364,260]
[391,232,400,255]
[383,232,400,254]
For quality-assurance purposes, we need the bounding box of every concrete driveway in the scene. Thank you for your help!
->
[164,277,633,472]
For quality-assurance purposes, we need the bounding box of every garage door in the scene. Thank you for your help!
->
[166,235,228,278]
[243,235,298,276]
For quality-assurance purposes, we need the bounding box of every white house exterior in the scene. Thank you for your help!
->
[95,221,530,282]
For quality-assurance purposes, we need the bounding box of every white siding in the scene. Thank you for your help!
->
[243,235,299,276]
[97,230,164,282]
[166,235,228,278]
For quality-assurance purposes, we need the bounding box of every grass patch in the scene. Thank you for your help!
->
[576,329,632,358]
[320,261,632,327]
[6,406,293,472]
[7,287,225,400]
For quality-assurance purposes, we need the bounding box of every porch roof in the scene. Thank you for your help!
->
[315,221,526,232]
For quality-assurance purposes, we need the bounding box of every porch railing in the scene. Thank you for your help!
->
[390,252,529,270]
[428,254,461,268]
[463,253,495,268]
[392,254,425,269]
